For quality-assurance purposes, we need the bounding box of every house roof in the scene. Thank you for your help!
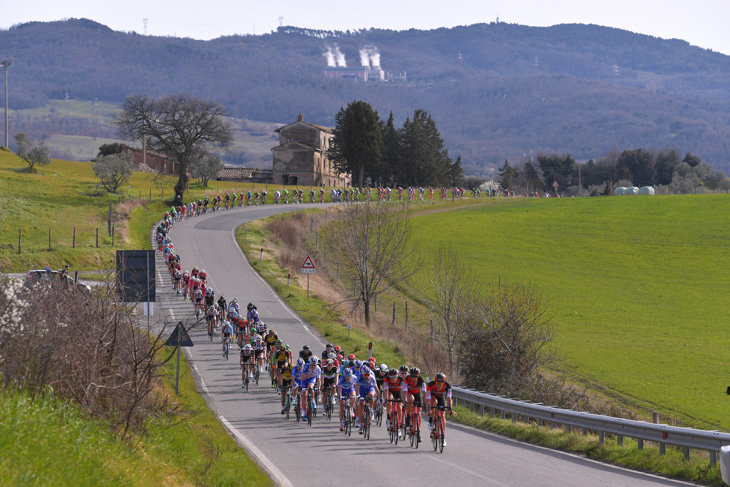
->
[274,115,332,134]
[271,141,323,152]
[218,167,258,179]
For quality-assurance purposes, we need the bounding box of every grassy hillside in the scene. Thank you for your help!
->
[408,195,730,428]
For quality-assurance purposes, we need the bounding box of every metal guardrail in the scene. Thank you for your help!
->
[452,386,730,465]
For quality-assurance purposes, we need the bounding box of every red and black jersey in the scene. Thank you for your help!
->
[383,375,406,392]
[404,375,426,395]
[426,380,452,398]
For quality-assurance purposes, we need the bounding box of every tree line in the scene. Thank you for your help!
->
[496,148,730,195]
[328,100,463,188]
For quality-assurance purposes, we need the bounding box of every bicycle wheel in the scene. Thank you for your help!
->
[245,372,249,392]
[414,419,420,449]
[393,411,399,445]
[224,342,229,360]
[295,396,301,423]
[307,398,312,426]
[432,420,439,451]
[439,421,445,453]
[255,366,259,386]
[409,416,416,447]
[285,395,291,420]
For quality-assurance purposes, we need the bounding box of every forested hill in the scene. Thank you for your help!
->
[3,18,730,174]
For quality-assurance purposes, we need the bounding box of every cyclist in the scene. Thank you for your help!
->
[383,368,407,432]
[253,335,267,375]
[199,269,208,285]
[337,367,357,431]
[217,295,227,315]
[172,268,182,293]
[204,287,215,310]
[291,358,305,414]
[221,320,234,357]
[273,340,291,391]
[405,367,426,441]
[299,345,313,362]
[321,343,334,361]
[426,372,457,446]
[279,362,294,414]
[354,365,378,434]
[320,358,339,416]
[205,303,219,335]
[193,286,204,315]
[240,344,256,387]
[300,356,321,421]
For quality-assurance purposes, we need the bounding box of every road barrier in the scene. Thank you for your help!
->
[452,386,730,466]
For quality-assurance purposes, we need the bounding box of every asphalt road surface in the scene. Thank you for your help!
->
[153,204,692,487]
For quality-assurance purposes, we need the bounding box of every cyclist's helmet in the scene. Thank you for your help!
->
[379,364,388,372]
[368,357,376,364]
[388,368,398,377]
[326,343,333,350]
[303,345,310,351]
[360,366,371,376]
[219,295,224,300]
[328,353,336,360]
[326,359,334,366]
[335,346,341,352]
[309,357,318,365]
[285,344,290,350]
[276,339,283,345]
[435,373,446,382]
[348,354,355,361]
[230,311,238,318]
[354,360,362,368]
[343,368,353,378]
[297,358,305,367]
[244,344,252,350]
[255,335,262,341]
[399,365,409,374]
[207,287,213,293]
[409,367,420,377]
[202,269,206,274]
[247,302,253,310]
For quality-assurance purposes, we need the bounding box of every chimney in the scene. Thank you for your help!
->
[297,113,303,122]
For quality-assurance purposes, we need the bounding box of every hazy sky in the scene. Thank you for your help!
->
[3,0,729,55]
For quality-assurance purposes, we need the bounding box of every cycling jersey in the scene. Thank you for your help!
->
[404,375,426,395]
[222,323,233,335]
[338,375,356,393]
[321,365,338,380]
[301,364,321,384]
[425,380,452,398]
[240,349,255,361]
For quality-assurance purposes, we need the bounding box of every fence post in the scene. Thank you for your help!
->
[653,412,665,454]
[96,227,99,248]
[311,218,313,233]
[316,232,319,250]
[72,227,76,249]
[392,302,396,325]
[48,227,51,250]
[149,188,152,200]
[18,228,21,254]
[111,223,115,247]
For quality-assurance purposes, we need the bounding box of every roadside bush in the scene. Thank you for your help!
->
[0,276,171,436]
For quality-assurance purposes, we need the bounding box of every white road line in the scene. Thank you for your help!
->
[190,362,209,395]
[218,414,294,487]
[430,455,508,486]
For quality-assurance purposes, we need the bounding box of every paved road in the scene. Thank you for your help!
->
[153,204,692,487]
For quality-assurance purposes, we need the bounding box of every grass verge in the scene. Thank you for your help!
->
[450,405,723,486]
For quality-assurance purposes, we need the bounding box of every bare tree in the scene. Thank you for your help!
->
[458,284,555,396]
[417,243,475,375]
[330,202,416,327]
[14,133,51,172]
[113,94,233,205]
[93,152,134,193]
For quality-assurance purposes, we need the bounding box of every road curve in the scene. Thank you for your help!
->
[154,204,691,487]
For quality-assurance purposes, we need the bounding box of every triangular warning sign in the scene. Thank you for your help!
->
[165,321,193,347]
[301,256,316,269]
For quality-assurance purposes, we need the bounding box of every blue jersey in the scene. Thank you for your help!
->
[301,364,321,381]
[292,366,304,383]
[222,323,233,335]
[357,373,377,389]
[338,375,356,391]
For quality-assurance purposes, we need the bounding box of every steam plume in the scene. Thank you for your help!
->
[323,46,335,67]
[333,44,346,67]
[358,45,380,67]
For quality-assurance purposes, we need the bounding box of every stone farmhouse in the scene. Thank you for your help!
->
[271,114,350,187]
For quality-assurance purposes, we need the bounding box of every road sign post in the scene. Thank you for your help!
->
[301,256,315,300]
[165,321,193,395]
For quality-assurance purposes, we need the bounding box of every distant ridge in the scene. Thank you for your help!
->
[2,18,730,173]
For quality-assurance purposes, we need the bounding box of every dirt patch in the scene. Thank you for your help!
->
[112,199,145,244]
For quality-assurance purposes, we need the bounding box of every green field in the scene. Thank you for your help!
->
[409,195,730,428]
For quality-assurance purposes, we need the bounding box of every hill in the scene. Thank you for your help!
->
[2,19,730,173]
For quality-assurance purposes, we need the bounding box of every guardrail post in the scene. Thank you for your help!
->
[617,434,623,446]
[599,431,605,444]
[660,443,666,455]
[480,405,484,416]
[538,419,543,427]
[512,413,516,423]
[566,425,572,433]
[582,428,587,436]
[638,439,644,450]
[500,410,505,420]
[684,447,690,460]
[711,451,717,465]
